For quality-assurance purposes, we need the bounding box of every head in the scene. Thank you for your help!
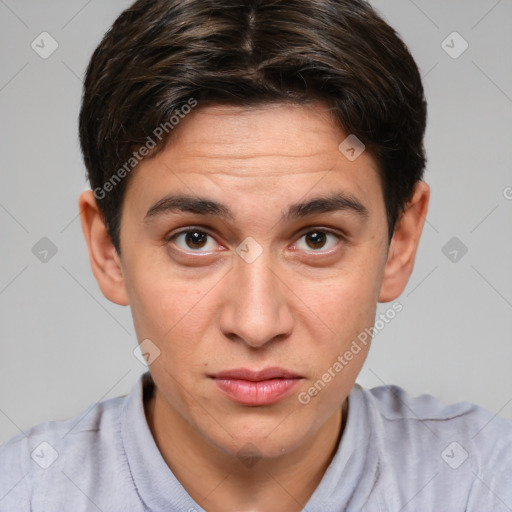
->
[79,0,429,461]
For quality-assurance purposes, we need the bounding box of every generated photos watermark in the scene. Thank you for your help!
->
[94,97,198,200]
[298,301,403,405]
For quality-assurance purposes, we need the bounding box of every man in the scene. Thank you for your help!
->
[1,0,511,510]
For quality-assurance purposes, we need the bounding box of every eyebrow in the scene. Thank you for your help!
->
[144,191,369,223]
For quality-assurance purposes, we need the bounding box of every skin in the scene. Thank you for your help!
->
[79,102,429,511]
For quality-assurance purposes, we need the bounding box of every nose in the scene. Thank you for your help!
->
[219,250,294,348]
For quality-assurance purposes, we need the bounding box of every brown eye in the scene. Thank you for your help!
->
[305,231,327,249]
[295,230,342,252]
[169,229,216,252]
[184,231,208,249]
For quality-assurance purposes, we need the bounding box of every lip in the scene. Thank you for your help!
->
[210,367,303,406]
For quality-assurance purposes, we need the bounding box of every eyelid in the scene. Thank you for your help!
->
[295,226,347,240]
[165,225,214,242]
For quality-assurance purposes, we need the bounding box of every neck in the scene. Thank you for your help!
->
[144,385,348,512]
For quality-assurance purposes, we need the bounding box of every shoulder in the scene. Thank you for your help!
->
[0,392,132,511]
[0,390,126,458]
[362,383,512,440]
[355,383,512,511]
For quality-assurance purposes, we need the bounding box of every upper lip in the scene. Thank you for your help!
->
[211,367,302,381]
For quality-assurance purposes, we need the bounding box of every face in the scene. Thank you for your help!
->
[109,102,393,458]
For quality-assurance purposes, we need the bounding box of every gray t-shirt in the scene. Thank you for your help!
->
[1,371,511,511]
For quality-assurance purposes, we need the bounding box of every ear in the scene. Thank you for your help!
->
[78,190,129,306]
[378,180,430,303]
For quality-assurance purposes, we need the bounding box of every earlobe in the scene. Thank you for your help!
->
[378,180,430,303]
[78,190,129,306]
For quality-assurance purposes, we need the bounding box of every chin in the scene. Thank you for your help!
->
[200,416,313,461]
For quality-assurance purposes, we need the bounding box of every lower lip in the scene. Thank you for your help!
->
[213,378,301,406]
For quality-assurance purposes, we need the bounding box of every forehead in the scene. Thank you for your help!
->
[123,102,384,221]
[165,102,367,171]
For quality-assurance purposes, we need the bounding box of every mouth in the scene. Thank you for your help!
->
[209,367,303,406]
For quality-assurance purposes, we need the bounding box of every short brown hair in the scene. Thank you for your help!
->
[79,0,427,255]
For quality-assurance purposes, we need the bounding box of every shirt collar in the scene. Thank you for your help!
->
[120,371,205,511]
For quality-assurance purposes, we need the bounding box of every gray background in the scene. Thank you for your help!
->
[1,0,511,443]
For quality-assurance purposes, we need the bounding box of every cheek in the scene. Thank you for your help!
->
[298,254,383,399]
[125,260,208,347]
[310,260,382,339]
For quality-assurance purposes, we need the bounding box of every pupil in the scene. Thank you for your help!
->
[186,231,207,249]
[307,231,325,249]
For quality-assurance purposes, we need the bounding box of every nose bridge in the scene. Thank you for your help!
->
[239,251,276,310]
[220,246,292,347]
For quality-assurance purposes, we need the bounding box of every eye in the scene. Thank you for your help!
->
[168,229,218,252]
[294,229,343,252]
[166,227,344,255]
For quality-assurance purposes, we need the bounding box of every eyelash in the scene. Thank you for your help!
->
[165,226,346,254]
